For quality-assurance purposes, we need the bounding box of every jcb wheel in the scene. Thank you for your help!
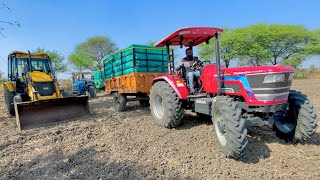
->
[4,88,15,115]
[150,81,184,128]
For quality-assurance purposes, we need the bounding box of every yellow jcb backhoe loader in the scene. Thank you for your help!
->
[3,51,90,130]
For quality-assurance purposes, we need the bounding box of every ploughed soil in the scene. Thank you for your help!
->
[0,79,320,180]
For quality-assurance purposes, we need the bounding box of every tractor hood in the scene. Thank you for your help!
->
[222,65,294,76]
[28,71,53,82]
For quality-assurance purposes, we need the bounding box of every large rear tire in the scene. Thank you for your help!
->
[4,88,15,116]
[212,96,248,159]
[273,90,318,142]
[150,81,184,128]
[113,93,126,112]
[89,86,97,98]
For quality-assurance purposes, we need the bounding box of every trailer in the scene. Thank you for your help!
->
[93,70,105,90]
[103,44,173,111]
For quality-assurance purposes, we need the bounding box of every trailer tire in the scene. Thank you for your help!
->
[89,86,97,98]
[150,81,184,128]
[274,90,318,142]
[212,96,248,159]
[4,88,15,116]
[113,93,126,112]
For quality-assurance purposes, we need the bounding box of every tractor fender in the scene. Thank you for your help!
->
[3,81,15,92]
[152,75,189,100]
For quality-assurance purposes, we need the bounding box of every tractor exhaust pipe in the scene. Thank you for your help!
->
[214,32,221,96]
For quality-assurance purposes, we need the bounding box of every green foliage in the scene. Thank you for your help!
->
[147,41,156,46]
[68,52,94,71]
[33,47,67,73]
[199,28,238,67]
[198,24,320,67]
[280,54,305,69]
[68,36,118,71]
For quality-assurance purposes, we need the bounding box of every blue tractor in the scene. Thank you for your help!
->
[71,72,97,98]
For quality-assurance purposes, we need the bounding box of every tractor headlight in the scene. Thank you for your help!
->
[263,74,285,83]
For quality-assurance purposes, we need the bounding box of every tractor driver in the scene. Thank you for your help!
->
[175,48,200,94]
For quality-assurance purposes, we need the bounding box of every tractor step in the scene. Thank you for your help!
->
[194,97,213,116]
[188,93,207,100]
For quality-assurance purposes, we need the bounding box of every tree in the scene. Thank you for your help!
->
[265,24,317,65]
[68,52,93,71]
[199,24,320,67]
[199,28,240,67]
[280,54,305,69]
[0,2,20,37]
[33,47,67,73]
[68,36,118,71]
[147,40,156,46]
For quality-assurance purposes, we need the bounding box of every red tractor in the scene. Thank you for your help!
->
[149,27,318,159]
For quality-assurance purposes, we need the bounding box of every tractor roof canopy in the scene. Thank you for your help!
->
[155,27,223,47]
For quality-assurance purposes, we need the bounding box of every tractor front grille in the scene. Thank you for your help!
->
[246,73,293,101]
[35,82,55,96]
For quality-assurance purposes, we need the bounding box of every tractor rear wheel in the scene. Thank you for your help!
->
[4,88,15,115]
[273,90,318,142]
[113,92,127,112]
[150,81,184,128]
[212,96,248,159]
[89,86,97,98]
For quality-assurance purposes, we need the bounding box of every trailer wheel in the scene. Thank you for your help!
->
[139,100,150,107]
[4,88,15,115]
[150,81,184,128]
[89,86,97,98]
[274,90,318,142]
[212,96,248,159]
[113,93,126,112]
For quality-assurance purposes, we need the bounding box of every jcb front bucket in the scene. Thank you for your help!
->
[14,96,90,130]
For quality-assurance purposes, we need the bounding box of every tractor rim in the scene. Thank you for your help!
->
[153,94,164,119]
[275,108,297,133]
[213,109,227,147]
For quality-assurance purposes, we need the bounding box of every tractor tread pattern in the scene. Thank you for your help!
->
[213,96,248,159]
[150,81,184,128]
[275,90,318,142]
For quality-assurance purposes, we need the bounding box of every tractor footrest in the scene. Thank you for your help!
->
[194,98,212,116]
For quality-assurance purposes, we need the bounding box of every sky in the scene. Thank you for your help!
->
[0,0,319,79]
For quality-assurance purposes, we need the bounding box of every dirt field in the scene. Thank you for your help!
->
[1,79,320,180]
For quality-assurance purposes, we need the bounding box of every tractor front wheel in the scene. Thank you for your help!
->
[113,93,127,112]
[212,96,248,159]
[273,90,318,142]
[150,81,184,128]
